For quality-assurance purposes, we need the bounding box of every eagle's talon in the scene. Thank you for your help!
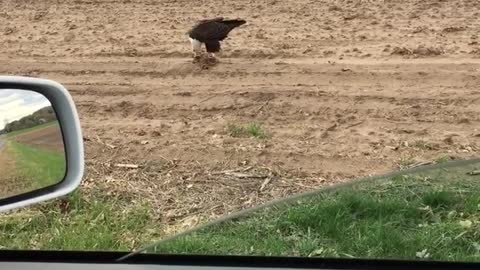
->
[192,56,201,63]
[206,52,218,64]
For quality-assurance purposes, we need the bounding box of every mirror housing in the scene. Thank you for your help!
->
[0,76,84,213]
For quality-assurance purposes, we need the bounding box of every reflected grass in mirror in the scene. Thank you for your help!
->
[10,139,66,187]
[0,90,66,199]
[152,163,480,262]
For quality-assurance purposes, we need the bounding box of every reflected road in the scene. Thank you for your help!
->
[0,135,5,152]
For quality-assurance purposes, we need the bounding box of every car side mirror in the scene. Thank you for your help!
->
[0,76,84,213]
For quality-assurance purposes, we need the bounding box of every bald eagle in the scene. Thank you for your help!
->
[187,17,246,63]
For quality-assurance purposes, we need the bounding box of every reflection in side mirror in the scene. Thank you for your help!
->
[0,89,66,200]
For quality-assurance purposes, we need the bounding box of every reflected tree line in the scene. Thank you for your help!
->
[0,106,56,135]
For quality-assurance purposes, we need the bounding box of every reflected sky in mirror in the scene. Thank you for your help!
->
[0,90,51,130]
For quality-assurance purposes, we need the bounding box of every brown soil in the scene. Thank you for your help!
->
[14,125,65,154]
[0,143,32,199]
[0,0,479,233]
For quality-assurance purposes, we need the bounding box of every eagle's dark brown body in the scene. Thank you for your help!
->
[187,17,246,62]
